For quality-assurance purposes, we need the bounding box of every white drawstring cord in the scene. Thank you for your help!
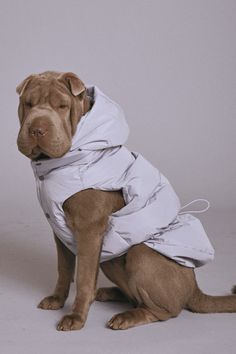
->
[179,198,210,215]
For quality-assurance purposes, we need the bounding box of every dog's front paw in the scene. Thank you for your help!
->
[37,295,65,310]
[57,313,85,331]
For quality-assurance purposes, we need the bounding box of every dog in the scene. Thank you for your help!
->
[16,71,236,331]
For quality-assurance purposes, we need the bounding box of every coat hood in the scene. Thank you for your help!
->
[71,86,129,151]
[31,86,129,176]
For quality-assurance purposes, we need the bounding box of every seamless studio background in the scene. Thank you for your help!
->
[0,1,236,354]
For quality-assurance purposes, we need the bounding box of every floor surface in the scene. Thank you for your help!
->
[1,205,236,354]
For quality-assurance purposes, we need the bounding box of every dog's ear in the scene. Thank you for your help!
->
[16,75,35,124]
[59,72,85,97]
[59,73,86,135]
[16,75,35,96]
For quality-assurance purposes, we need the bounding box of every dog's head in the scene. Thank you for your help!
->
[16,71,90,159]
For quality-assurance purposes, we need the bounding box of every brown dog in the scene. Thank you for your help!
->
[16,71,236,331]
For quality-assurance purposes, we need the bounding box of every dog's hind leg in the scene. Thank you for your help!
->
[98,256,133,303]
[107,306,171,330]
[102,244,196,329]
[96,287,130,302]
[100,255,136,302]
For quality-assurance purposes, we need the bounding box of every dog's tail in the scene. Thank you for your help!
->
[186,285,236,313]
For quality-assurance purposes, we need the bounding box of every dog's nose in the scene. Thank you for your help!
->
[29,119,48,137]
[30,127,47,137]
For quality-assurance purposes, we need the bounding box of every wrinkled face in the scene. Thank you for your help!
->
[16,71,87,160]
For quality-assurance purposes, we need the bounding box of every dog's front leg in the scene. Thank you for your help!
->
[38,234,75,310]
[57,189,110,331]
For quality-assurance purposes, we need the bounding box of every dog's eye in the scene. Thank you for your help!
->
[59,104,68,109]
[25,101,33,108]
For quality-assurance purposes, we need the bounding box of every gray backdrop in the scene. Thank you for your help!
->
[0,0,235,215]
[1,2,236,353]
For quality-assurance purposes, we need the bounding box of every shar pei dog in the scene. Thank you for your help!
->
[16,71,236,331]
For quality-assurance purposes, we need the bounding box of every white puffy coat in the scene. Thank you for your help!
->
[31,86,214,268]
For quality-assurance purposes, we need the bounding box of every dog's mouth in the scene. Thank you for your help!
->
[35,153,50,161]
[30,146,51,161]
[31,146,69,160]
[20,136,72,161]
